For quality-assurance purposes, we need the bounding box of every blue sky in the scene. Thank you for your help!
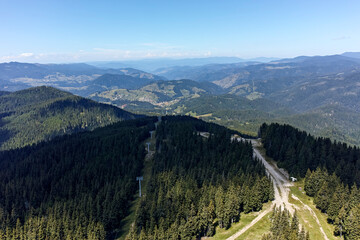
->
[0,0,359,63]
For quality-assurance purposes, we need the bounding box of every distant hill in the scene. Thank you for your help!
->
[0,91,10,97]
[156,55,360,114]
[165,95,360,146]
[0,62,164,94]
[0,86,137,150]
[151,55,360,101]
[342,52,360,59]
[0,78,31,92]
[275,104,360,146]
[72,73,160,96]
[166,94,294,135]
[117,68,166,80]
[90,79,224,108]
[172,94,293,116]
[0,62,110,80]
[89,57,248,71]
[154,62,259,82]
[215,55,360,89]
[269,71,360,112]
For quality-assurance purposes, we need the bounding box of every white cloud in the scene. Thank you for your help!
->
[19,53,34,57]
[0,48,217,63]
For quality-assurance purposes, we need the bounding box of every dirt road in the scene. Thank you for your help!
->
[292,195,329,240]
[227,139,296,240]
[227,138,330,240]
[251,140,296,213]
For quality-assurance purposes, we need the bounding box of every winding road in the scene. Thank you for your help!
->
[227,138,328,240]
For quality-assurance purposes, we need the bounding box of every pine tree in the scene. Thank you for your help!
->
[291,210,299,236]
[314,182,332,212]
[215,186,225,228]
[334,206,346,238]
[299,226,306,240]
[327,184,347,222]
[344,205,360,240]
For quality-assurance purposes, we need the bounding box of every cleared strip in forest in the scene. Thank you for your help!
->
[292,194,329,240]
[117,117,161,239]
[226,203,274,240]
[227,139,294,240]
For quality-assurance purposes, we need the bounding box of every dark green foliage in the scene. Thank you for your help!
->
[277,104,360,147]
[0,86,137,150]
[262,207,309,240]
[128,116,273,239]
[259,123,360,185]
[260,123,360,239]
[0,117,156,239]
[305,169,360,239]
[79,73,158,96]
[344,204,360,240]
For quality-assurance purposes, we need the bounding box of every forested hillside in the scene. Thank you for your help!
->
[0,86,137,150]
[0,115,275,239]
[127,116,273,239]
[259,123,360,184]
[0,117,157,239]
[259,123,360,239]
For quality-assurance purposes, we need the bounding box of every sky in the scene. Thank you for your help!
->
[0,0,359,63]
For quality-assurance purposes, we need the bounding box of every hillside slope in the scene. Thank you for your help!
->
[269,71,360,112]
[0,116,273,239]
[0,86,137,150]
[0,62,164,93]
[163,95,360,146]
[90,79,224,108]
[0,117,156,239]
[276,104,360,146]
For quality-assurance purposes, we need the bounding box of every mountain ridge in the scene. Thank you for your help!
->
[0,86,138,150]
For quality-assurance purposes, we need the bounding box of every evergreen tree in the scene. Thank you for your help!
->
[344,205,360,240]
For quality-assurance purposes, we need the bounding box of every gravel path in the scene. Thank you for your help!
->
[227,139,297,240]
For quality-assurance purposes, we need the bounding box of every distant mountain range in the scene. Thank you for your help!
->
[153,62,260,82]
[342,52,360,59]
[1,53,360,145]
[88,56,279,72]
[0,62,164,93]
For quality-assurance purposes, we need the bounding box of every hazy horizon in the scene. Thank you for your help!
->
[1,0,360,63]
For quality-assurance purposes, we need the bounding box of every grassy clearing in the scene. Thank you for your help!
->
[116,195,139,240]
[210,213,257,240]
[210,202,272,240]
[236,212,271,240]
[116,136,155,239]
[289,181,341,240]
[198,113,213,118]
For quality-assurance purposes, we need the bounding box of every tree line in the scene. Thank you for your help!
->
[259,123,360,185]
